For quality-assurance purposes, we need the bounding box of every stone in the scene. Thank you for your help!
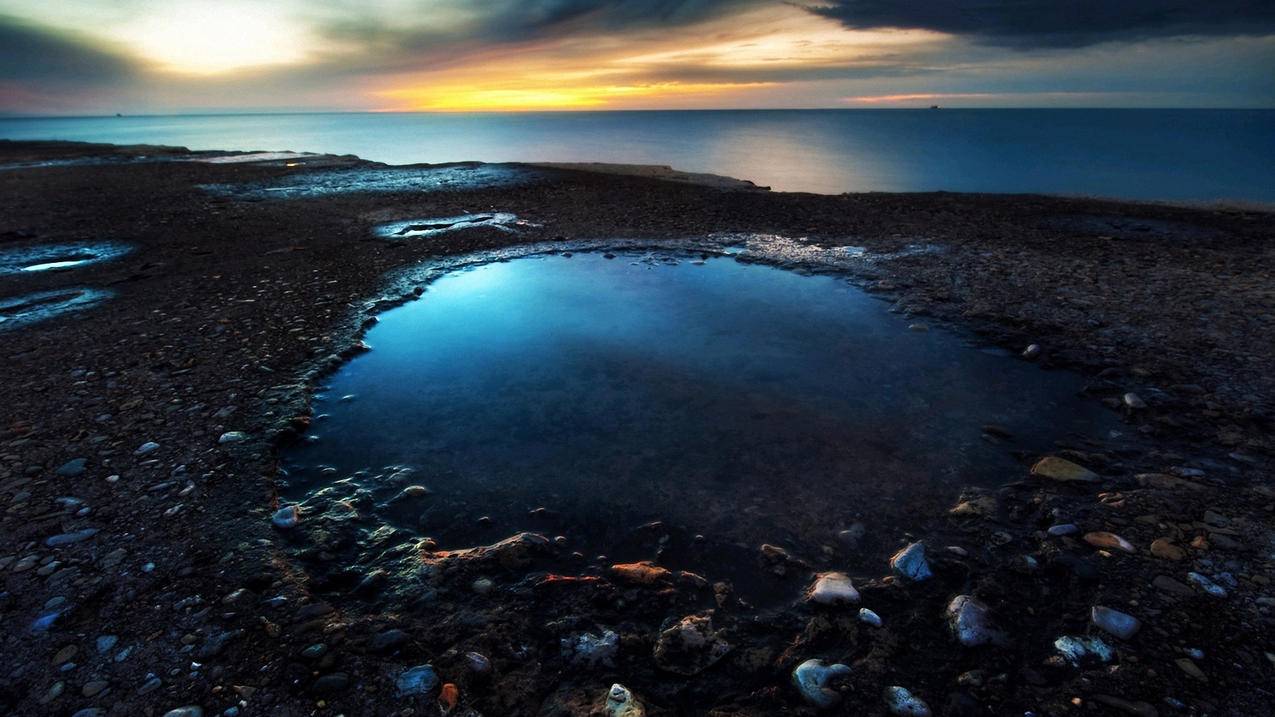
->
[807,572,859,605]
[162,708,203,717]
[82,679,109,697]
[1175,657,1207,681]
[56,458,87,477]
[271,505,300,529]
[1091,606,1141,640]
[609,561,672,585]
[889,542,932,582]
[1186,572,1227,597]
[46,529,99,547]
[1047,523,1079,536]
[884,686,931,717]
[395,665,439,696]
[653,615,731,676]
[1149,538,1185,560]
[561,629,618,668]
[134,442,160,456]
[369,629,409,653]
[311,672,350,695]
[792,659,851,709]
[1152,575,1194,596]
[1090,694,1159,717]
[1022,344,1042,360]
[836,522,866,549]
[423,532,550,570]
[858,608,883,627]
[1084,531,1135,553]
[1054,635,1113,665]
[945,595,1002,647]
[1031,456,1099,483]
[218,431,248,445]
[605,683,645,717]
[950,495,997,517]
[1122,393,1147,409]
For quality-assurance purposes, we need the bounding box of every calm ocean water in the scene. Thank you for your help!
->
[2,109,1272,201]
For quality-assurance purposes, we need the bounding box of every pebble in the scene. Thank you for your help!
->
[1054,635,1113,665]
[945,595,1001,647]
[889,542,932,582]
[1091,606,1141,640]
[884,686,932,717]
[162,708,203,717]
[561,629,618,668]
[311,672,350,695]
[134,441,160,456]
[464,651,491,675]
[792,659,851,709]
[138,676,162,694]
[807,572,860,605]
[218,431,248,445]
[1149,538,1185,561]
[369,628,409,653]
[1031,456,1099,483]
[653,615,731,676]
[271,505,300,529]
[1022,343,1042,360]
[395,664,439,696]
[45,529,99,547]
[1047,523,1079,536]
[1186,572,1228,597]
[1175,657,1207,681]
[56,458,87,477]
[1122,392,1147,409]
[605,683,645,717]
[82,679,108,697]
[1083,531,1135,553]
[858,608,883,627]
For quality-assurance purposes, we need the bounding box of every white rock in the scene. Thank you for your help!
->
[1122,392,1147,409]
[858,608,883,627]
[218,431,248,445]
[945,595,1002,647]
[134,442,160,456]
[808,572,860,605]
[793,659,851,709]
[889,542,932,582]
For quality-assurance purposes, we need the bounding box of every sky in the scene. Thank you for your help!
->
[1,1,1273,115]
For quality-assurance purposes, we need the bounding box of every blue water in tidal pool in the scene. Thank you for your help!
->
[2,109,1272,201]
[281,252,1119,585]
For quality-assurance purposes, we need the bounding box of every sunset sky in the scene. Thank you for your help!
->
[2,1,1273,115]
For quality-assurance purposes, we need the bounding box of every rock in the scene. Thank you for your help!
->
[792,659,851,709]
[1031,456,1099,483]
[464,651,491,675]
[369,629,410,653]
[218,431,248,445]
[1022,344,1042,360]
[1091,606,1141,640]
[945,595,1002,647]
[858,608,883,627]
[949,495,997,517]
[46,529,99,547]
[653,615,731,676]
[1149,538,1185,560]
[1186,572,1228,597]
[561,629,618,668]
[1152,575,1194,596]
[1122,392,1147,409]
[424,532,550,570]
[95,635,118,654]
[1083,531,1135,553]
[162,708,203,717]
[471,577,494,595]
[889,542,932,582]
[609,561,672,585]
[605,683,645,717]
[836,523,866,549]
[395,665,439,696]
[271,505,300,529]
[1054,635,1113,665]
[82,679,109,696]
[1175,657,1207,681]
[1090,694,1159,717]
[311,672,350,695]
[807,572,859,605]
[56,458,87,477]
[884,686,932,717]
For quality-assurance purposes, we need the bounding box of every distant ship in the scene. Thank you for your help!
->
[930,105,940,110]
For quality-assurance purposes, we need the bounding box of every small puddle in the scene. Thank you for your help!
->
[0,242,133,275]
[0,288,114,331]
[279,242,1121,607]
[374,213,534,239]
[201,164,543,199]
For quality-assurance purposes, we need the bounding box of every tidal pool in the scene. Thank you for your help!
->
[201,163,543,199]
[0,241,133,275]
[281,250,1119,600]
[0,288,114,331]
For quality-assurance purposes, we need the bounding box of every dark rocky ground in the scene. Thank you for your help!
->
[0,140,1272,716]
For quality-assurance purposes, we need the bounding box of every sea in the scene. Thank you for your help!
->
[2,109,1272,202]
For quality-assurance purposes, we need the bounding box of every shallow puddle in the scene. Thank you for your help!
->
[0,241,133,275]
[374,213,533,239]
[280,249,1119,603]
[0,288,114,331]
[201,163,542,199]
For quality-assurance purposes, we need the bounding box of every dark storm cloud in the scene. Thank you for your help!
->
[806,1,1275,48]
[0,15,139,86]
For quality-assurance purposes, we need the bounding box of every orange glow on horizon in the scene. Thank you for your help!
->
[379,81,777,111]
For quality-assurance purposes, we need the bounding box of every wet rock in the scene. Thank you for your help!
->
[792,659,851,709]
[561,629,618,668]
[1186,572,1228,597]
[218,431,248,444]
[46,529,98,547]
[1031,456,1099,483]
[1054,635,1113,665]
[609,561,672,585]
[807,572,860,605]
[1047,523,1079,536]
[56,458,87,477]
[134,441,160,456]
[311,672,350,695]
[271,505,300,529]
[1083,531,1135,553]
[1091,606,1141,639]
[945,595,1003,647]
[859,608,883,626]
[395,664,439,697]
[889,542,933,582]
[605,683,645,717]
[1149,538,1185,560]
[653,615,731,676]
[884,686,932,717]
[369,628,410,653]
[162,708,203,717]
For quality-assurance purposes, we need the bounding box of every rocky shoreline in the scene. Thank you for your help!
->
[0,140,1272,716]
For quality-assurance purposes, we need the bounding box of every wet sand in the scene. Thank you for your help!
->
[0,140,1272,716]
